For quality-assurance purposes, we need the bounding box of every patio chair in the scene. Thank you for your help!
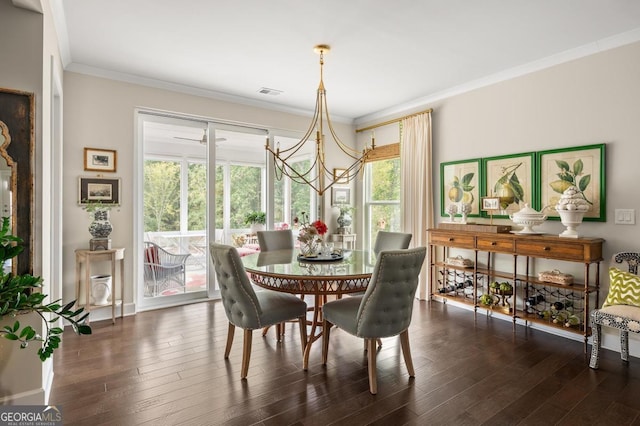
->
[143,241,191,296]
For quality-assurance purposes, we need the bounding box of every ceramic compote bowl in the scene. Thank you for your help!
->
[509,204,547,234]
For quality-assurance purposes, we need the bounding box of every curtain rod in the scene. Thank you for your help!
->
[355,108,433,133]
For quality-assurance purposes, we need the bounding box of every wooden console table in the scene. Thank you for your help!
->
[428,228,603,347]
[75,248,125,324]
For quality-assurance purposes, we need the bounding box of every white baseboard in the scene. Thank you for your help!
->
[0,388,45,405]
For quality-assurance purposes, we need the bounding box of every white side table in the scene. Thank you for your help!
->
[75,248,125,324]
[330,234,356,250]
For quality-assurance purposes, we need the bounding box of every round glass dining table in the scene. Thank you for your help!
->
[241,249,375,369]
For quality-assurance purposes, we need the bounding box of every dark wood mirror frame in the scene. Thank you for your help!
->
[0,88,34,275]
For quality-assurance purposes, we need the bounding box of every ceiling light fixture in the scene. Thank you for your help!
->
[265,45,375,196]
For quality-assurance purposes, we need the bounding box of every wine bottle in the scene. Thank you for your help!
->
[526,295,545,306]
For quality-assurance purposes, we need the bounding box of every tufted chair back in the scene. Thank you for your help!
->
[210,242,262,330]
[356,247,426,338]
[257,230,294,251]
[373,231,412,254]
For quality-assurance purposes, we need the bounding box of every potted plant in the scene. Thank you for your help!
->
[244,211,266,234]
[0,217,91,361]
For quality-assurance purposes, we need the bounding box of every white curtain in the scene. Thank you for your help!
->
[400,112,433,299]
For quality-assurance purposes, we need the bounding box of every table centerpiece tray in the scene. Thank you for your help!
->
[297,253,344,262]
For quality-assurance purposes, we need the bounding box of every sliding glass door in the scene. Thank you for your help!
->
[139,114,209,309]
[137,113,316,309]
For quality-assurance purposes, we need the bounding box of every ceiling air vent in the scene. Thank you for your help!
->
[258,87,282,96]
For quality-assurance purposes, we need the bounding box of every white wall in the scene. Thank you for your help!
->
[360,40,640,353]
[431,40,640,256]
[0,0,46,405]
[62,72,355,311]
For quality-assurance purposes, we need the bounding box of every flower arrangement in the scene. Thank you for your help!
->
[297,212,328,257]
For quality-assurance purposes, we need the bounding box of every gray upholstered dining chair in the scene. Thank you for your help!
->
[257,229,294,251]
[209,242,308,379]
[321,247,427,394]
[373,231,412,254]
[256,229,297,340]
[356,230,412,350]
[589,252,640,369]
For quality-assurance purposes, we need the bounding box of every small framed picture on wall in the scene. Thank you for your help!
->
[78,177,121,205]
[333,168,349,184]
[331,187,350,205]
[84,147,117,172]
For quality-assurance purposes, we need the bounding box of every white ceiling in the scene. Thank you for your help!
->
[52,0,640,122]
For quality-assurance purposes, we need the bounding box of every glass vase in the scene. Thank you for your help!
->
[299,238,321,257]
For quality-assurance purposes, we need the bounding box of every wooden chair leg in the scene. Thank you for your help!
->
[367,338,377,394]
[276,323,282,342]
[365,338,383,351]
[224,323,235,359]
[241,329,253,379]
[322,319,332,365]
[298,316,308,356]
[262,325,271,337]
[400,329,415,377]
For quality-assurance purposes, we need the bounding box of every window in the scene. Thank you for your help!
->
[364,156,401,252]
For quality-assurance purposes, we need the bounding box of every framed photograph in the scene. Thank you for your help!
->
[440,159,481,217]
[481,152,536,218]
[481,197,500,211]
[537,143,605,221]
[331,187,350,205]
[78,177,121,205]
[84,147,117,172]
[333,168,349,184]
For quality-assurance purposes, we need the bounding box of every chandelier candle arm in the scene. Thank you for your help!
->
[265,44,375,196]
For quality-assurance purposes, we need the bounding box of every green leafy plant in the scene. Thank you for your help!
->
[244,211,266,225]
[338,205,354,215]
[479,294,494,306]
[0,217,91,361]
[80,199,116,214]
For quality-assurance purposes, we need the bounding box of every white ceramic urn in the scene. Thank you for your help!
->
[509,204,547,234]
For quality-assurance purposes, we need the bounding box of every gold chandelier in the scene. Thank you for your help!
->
[265,45,375,196]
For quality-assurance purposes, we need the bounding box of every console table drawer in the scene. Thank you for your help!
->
[476,236,514,253]
[429,233,475,249]
[516,240,585,261]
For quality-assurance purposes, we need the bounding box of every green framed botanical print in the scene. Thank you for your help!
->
[481,152,536,218]
[440,158,481,217]
[537,143,605,221]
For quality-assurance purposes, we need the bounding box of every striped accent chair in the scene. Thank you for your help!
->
[589,252,640,369]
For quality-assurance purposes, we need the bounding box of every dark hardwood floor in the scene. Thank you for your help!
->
[50,300,640,425]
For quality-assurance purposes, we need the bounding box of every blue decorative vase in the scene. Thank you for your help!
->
[89,210,112,239]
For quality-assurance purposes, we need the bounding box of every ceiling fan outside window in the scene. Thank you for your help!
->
[174,129,226,145]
